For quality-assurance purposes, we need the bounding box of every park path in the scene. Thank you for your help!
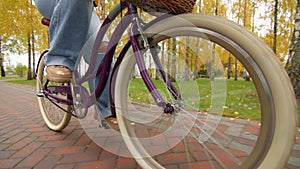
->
[0,79,299,169]
[0,79,140,169]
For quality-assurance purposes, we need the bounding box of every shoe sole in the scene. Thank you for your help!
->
[46,73,72,83]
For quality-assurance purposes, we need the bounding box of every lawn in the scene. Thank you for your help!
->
[6,79,36,86]
[5,77,300,126]
[128,78,300,126]
[128,78,260,119]
[0,76,35,85]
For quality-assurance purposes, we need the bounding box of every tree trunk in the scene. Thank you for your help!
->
[287,0,300,101]
[157,41,165,80]
[185,37,190,81]
[210,43,215,81]
[193,39,199,80]
[227,56,231,79]
[241,0,250,81]
[273,0,279,55]
[192,0,201,80]
[234,59,238,81]
[27,33,32,80]
[31,30,36,79]
[210,0,218,81]
[167,39,171,81]
[27,0,33,80]
[0,37,5,77]
[171,37,176,82]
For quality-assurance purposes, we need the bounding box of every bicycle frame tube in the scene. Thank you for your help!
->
[76,3,125,85]
[41,2,182,112]
[72,3,131,107]
[37,3,128,108]
[43,85,73,105]
[129,18,168,107]
[92,3,181,110]
[94,5,135,100]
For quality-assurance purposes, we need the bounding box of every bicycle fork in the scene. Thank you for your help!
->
[129,15,182,114]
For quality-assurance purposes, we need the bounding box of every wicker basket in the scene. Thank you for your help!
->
[125,0,196,14]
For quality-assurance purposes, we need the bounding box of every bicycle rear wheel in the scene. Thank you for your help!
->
[114,14,297,169]
[36,56,72,131]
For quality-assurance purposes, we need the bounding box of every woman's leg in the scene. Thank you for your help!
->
[45,0,94,71]
[35,0,113,120]
[80,11,112,118]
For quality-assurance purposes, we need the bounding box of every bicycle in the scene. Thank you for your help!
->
[36,1,298,168]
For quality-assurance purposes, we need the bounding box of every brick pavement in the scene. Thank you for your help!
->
[0,80,140,169]
[0,79,299,169]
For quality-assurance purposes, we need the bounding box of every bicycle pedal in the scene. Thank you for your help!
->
[36,92,45,97]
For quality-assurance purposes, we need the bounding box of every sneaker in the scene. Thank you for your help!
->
[46,65,72,83]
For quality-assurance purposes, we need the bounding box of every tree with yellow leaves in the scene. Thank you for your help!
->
[0,0,48,79]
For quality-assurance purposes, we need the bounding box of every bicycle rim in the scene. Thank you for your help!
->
[114,14,297,169]
[36,56,71,131]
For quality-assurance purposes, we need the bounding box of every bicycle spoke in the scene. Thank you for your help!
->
[113,12,296,169]
[176,112,242,168]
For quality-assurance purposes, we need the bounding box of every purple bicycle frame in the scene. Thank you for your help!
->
[42,2,181,114]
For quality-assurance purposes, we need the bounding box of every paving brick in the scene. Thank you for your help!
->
[59,152,98,164]
[0,158,22,169]
[186,144,213,161]
[74,134,92,146]
[26,124,53,135]
[0,122,16,134]
[232,136,256,147]
[30,130,59,138]
[116,157,138,169]
[156,152,195,166]
[0,144,10,151]
[99,150,118,160]
[34,155,62,169]
[74,159,116,169]
[53,164,75,169]
[161,164,180,169]
[42,140,75,148]
[0,150,16,159]
[0,128,25,142]
[210,150,245,168]
[0,80,299,169]
[15,148,52,168]
[63,128,84,143]
[49,146,85,155]
[11,141,44,159]
[180,161,222,169]
[85,141,102,154]
[37,135,65,142]
[6,135,37,151]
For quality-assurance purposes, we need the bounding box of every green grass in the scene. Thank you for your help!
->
[129,78,260,119]
[0,76,26,79]
[6,79,36,86]
[128,78,300,126]
[5,78,300,126]
[223,79,260,120]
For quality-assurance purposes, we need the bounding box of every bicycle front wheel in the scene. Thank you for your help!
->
[114,14,297,169]
[36,56,72,131]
